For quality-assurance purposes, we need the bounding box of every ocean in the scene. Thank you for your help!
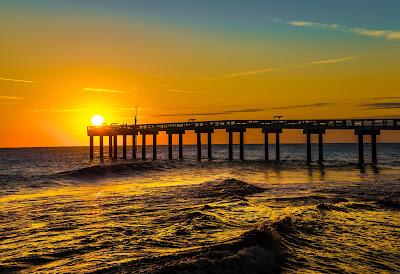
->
[0,144,399,273]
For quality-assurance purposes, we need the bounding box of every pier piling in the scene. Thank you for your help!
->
[372,134,377,164]
[132,134,137,159]
[318,133,323,162]
[228,131,233,160]
[197,132,201,160]
[113,135,117,159]
[142,133,146,160]
[207,132,212,159]
[109,135,113,158]
[358,134,364,165]
[153,133,157,160]
[275,132,280,161]
[264,132,269,161]
[239,131,244,160]
[99,136,104,159]
[122,135,127,159]
[179,133,183,159]
[168,133,173,160]
[306,132,311,164]
[89,136,94,159]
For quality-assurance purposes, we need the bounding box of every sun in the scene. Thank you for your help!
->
[91,114,104,126]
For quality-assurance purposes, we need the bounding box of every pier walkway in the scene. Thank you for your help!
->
[87,119,400,165]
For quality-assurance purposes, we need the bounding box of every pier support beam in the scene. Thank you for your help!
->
[166,130,185,160]
[355,128,380,165]
[132,133,137,159]
[122,135,127,159]
[113,135,118,159]
[153,133,158,160]
[226,127,246,160]
[109,135,113,158]
[303,129,325,164]
[197,132,202,160]
[207,132,212,159]
[194,129,213,160]
[141,133,146,160]
[89,136,94,159]
[99,136,104,159]
[262,128,282,162]
[168,133,173,160]
[179,133,183,159]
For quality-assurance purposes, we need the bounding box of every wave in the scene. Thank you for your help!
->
[188,178,266,199]
[56,161,168,180]
[97,217,289,274]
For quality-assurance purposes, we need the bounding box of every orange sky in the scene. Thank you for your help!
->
[0,2,399,147]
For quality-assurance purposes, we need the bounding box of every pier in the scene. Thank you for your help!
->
[87,119,400,165]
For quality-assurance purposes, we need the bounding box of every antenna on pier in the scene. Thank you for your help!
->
[134,106,138,125]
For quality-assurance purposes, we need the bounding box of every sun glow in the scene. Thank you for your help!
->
[91,114,104,126]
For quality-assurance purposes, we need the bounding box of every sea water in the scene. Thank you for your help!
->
[0,144,399,273]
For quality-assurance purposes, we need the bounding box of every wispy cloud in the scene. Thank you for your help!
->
[165,89,203,94]
[311,56,355,65]
[82,87,125,94]
[221,55,353,78]
[53,108,84,112]
[289,21,339,30]
[0,96,23,100]
[287,20,400,41]
[153,108,264,117]
[369,96,400,101]
[25,108,85,113]
[224,67,282,78]
[0,77,35,83]
[361,102,400,109]
[271,103,332,110]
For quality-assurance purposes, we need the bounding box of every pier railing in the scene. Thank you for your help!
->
[88,119,400,133]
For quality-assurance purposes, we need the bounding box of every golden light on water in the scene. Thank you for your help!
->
[91,114,104,126]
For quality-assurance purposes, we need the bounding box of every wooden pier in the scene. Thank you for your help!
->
[87,119,400,165]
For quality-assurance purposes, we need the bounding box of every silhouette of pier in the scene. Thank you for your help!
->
[87,119,400,165]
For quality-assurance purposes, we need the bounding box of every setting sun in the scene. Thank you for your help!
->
[91,114,104,126]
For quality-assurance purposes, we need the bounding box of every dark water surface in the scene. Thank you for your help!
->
[0,145,399,273]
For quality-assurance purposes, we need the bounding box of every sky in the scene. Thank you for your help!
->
[0,0,399,147]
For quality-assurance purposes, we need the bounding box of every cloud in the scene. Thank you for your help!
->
[82,87,125,94]
[53,108,84,112]
[0,96,23,100]
[153,108,264,117]
[288,21,339,30]
[271,103,332,110]
[165,89,203,94]
[0,77,35,83]
[220,55,353,78]
[362,102,400,109]
[369,96,400,100]
[287,20,400,41]
[223,67,282,78]
[311,56,355,65]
